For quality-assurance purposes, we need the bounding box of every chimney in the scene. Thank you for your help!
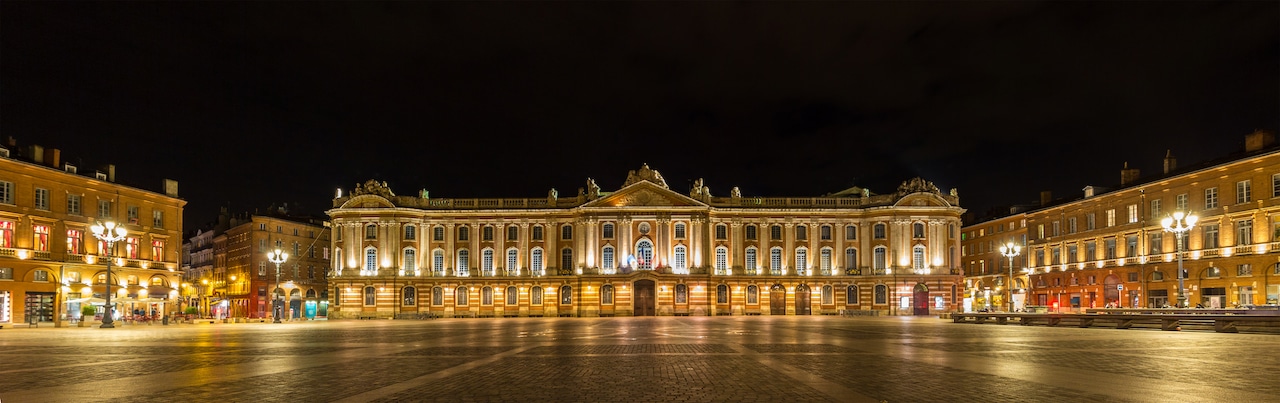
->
[1120,162,1140,185]
[28,145,44,164]
[1245,129,1276,152]
[164,179,179,197]
[1163,150,1177,174]
[43,148,60,169]
[1040,191,1052,206]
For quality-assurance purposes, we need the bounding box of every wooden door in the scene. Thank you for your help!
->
[913,283,930,315]
[795,285,811,315]
[769,284,786,315]
[634,280,655,316]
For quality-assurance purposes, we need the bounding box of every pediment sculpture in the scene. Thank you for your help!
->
[623,163,669,189]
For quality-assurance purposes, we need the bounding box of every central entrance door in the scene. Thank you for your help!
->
[769,284,786,315]
[913,283,930,315]
[633,280,655,316]
[795,284,812,315]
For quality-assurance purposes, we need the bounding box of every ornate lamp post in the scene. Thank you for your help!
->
[1161,211,1198,308]
[267,249,289,323]
[90,221,127,328]
[999,242,1021,312]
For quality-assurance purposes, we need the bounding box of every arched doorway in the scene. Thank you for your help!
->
[289,289,302,319]
[795,284,812,315]
[636,239,654,271]
[633,279,655,316]
[1103,274,1121,307]
[912,283,929,315]
[769,284,786,315]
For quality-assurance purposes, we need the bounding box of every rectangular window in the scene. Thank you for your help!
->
[98,200,111,218]
[820,225,831,240]
[1104,239,1117,259]
[458,226,469,241]
[65,194,81,215]
[0,267,10,279]
[1106,209,1116,227]
[34,188,49,210]
[746,225,757,240]
[674,224,685,239]
[1067,245,1077,263]
[1238,264,1252,277]
[1205,187,1218,209]
[152,210,164,228]
[1127,204,1137,223]
[1237,219,1253,245]
[1274,174,1280,198]
[1203,224,1220,248]
[259,223,266,231]
[532,226,543,240]
[1086,213,1095,231]
[0,181,12,204]
[259,262,267,276]
[1126,235,1138,257]
[434,226,444,241]
[771,225,782,240]
[66,229,82,254]
[1037,224,1044,240]
[561,225,572,240]
[1237,180,1251,204]
[1052,221,1060,237]
[32,225,49,252]
[483,226,494,241]
[1149,233,1162,254]
[1085,242,1096,261]
[1068,217,1077,234]
[716,225,727,240]
[152,240,164,261]
[1176,193,1188,211]
[508,226,519,241]
[127,206,139,224]
[405,226,416,240]
[125,237,139,259]
[845,225,856,240]
[34,270,48,282]
[1150,199,1161,218]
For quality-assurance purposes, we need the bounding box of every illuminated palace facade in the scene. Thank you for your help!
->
[326,165,964,318]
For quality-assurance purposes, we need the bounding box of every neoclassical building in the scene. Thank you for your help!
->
[326,164,964,318]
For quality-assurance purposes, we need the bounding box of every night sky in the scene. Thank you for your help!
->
[2,2,1277,231]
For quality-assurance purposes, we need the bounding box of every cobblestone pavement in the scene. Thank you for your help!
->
[1,317,1276,402]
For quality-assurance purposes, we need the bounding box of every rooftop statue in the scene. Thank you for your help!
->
[351,179,395,198]
[623,163,668,189]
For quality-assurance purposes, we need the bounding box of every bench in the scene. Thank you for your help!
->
[358,314,378,320]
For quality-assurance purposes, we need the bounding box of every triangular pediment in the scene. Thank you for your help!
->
[583,181,706,208]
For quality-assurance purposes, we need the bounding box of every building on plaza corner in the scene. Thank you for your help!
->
[982,130,1280,311]
[182,206,331,320]
[326,164,965,318]
[960,211,1030,312]
[0,139,185,326]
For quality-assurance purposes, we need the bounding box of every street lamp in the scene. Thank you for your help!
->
[267,248,289,323]
[1161,211,1198,308]
[90,221,127,328]
[999,242,1021,312]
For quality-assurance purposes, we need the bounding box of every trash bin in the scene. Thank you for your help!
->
[162,316,169,325]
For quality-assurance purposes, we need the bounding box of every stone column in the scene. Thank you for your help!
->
[519,223,530,276]
[784,223,795,275]
[730,221,743,272]
[445,223,455,276]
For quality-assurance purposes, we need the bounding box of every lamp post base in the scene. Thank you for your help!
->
[100,321,115,329]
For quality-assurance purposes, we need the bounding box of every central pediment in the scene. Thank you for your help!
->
[584,181,705,208]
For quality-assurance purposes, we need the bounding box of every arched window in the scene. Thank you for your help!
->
[602,223,614,239]
[714,246,728,275]
[364,286,376,306]
[874,223,886,239]
[795,247,808,275]
[913,245,926,271]
[675,284,687,304]
[455,286,468,306]
[507,248,519,276]
[482,286,493,305]
[913,222,925,238]
[531,247,544,275]
[845,248,857,270]
[365,248,377,272]
[403,248,416,274]
[822,285,834,304]
[560,285,572,305]
[873,247,887,270]
[846,285,859,304]
[432,249,444,276]
[365,224,377,239]
[601,284,614,305]
[716,284,728,304]
[403,286,416,306]
[561,248,573,272]
[404,225,416,240]
[456,249,470,277]
[531,286,543,305]
[820,247,832,274]
[770,247,783,275]
[432,286,443,306]
[506,286,518,305]
[674,222,686,239]
[796,225,807,240]
[561,224,573,240]
[874,284,887,304]
[745,247,758,273]
[747,285,759,304]
[482,248,494,276]
[673,245,687,273]
[636,240,653,270]
[602,246,615,273]
[745,225,758,240]
[457,226,469,241]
